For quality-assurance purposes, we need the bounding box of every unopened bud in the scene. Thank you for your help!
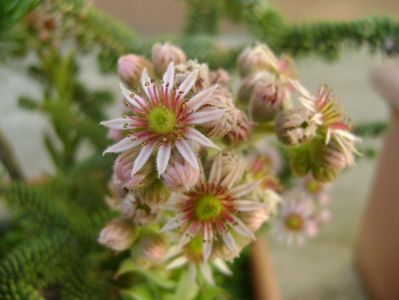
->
[209,68,230,86]
[152,42,187,77]
[250,79,285,122]
[241,208,269,231]
[136,179,170,209]
[98,218,136,251]
[237,44,279,77]
[201,88,238,137]
[118,54,152,87]
[275,109,318,146]
[238,71,272,104]
[162,160,200,191]
[139,234,167,263]
[225,111,253,143]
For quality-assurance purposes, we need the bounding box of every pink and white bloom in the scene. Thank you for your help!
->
[291,80,361,166]
[101,63,222,177]
[161,153,265,261]
[274,192,319,246]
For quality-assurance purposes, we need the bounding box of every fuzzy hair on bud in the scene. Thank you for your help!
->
[152,42,187,77]
[98,218,136,251]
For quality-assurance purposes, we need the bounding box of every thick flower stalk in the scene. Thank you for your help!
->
[101,62,223,176]
[161,152,268,261]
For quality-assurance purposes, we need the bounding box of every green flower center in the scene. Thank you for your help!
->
[148,106,177,134]
[195,195,222,221]
[285,213,304,231]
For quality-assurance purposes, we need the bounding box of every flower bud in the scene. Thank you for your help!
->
[241,208,269,231]
[311,138,348,182]
[237,44,279,77]
[225,111,252,143]
[201,88,238,137]
[162,160,200,191]
[211,151,247,186]
[118,54,152,87]
[136,178,170,209]
[209,69,230,87]
[250,79,285,122]
[139,234,168,263]
[175,60,210,92]
[238,71,272,104]
[152,42,187,77]
[275,109,318,146]
[113,149,153,190]
[98,218,136,251]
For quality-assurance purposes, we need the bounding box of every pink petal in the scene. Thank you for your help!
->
[140,68,152,98]
[230,182,259,198]
[222,232,238,256]
[162,62,174,90]
[208,155,223,185]
[178,222,200,248]
[131,143,154,175]
[213,258,232,275]
[202,222,213,262]
[234,200,266,212]
[178,70,198,97]
[156,143,172,176]
[166,256,188,270]
[175,139,199,170]
[100,118,131,130]
[186,85,217,111]
[119,82,144,109]
[103,137,142,154]
[226,213,255,240]
[185,128,219,149]
[187,109,224,125]
[160,214,185,232]
[199,263,214,285]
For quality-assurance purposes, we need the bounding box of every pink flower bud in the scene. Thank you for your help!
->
[237,44,279,77]
[241,208,269,231]
[152,42,187,77]
[238,71,272,104]
[139,234,168,263]
[225,111,253,143]
[209,68,230,86]
[250,78,285,122]
[98,218,136,251]
[113,149,153,190]
[162,160,200,191]
[118,54,151,87]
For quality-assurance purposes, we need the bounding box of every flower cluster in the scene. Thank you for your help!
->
[98,42,359,285]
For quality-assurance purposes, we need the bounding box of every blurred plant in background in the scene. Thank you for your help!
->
[0,0,393,299]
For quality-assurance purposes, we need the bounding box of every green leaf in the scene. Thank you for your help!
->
[116,260,175,290]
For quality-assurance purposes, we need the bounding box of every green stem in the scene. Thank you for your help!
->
[0,131,24,181]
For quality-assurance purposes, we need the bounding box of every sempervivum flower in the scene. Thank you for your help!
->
[161,151,265,261]
[291,80,361,152]
[152,42,187,77]
[165,238,232,285]
[274,192,318,245]
[101,63,222,177]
